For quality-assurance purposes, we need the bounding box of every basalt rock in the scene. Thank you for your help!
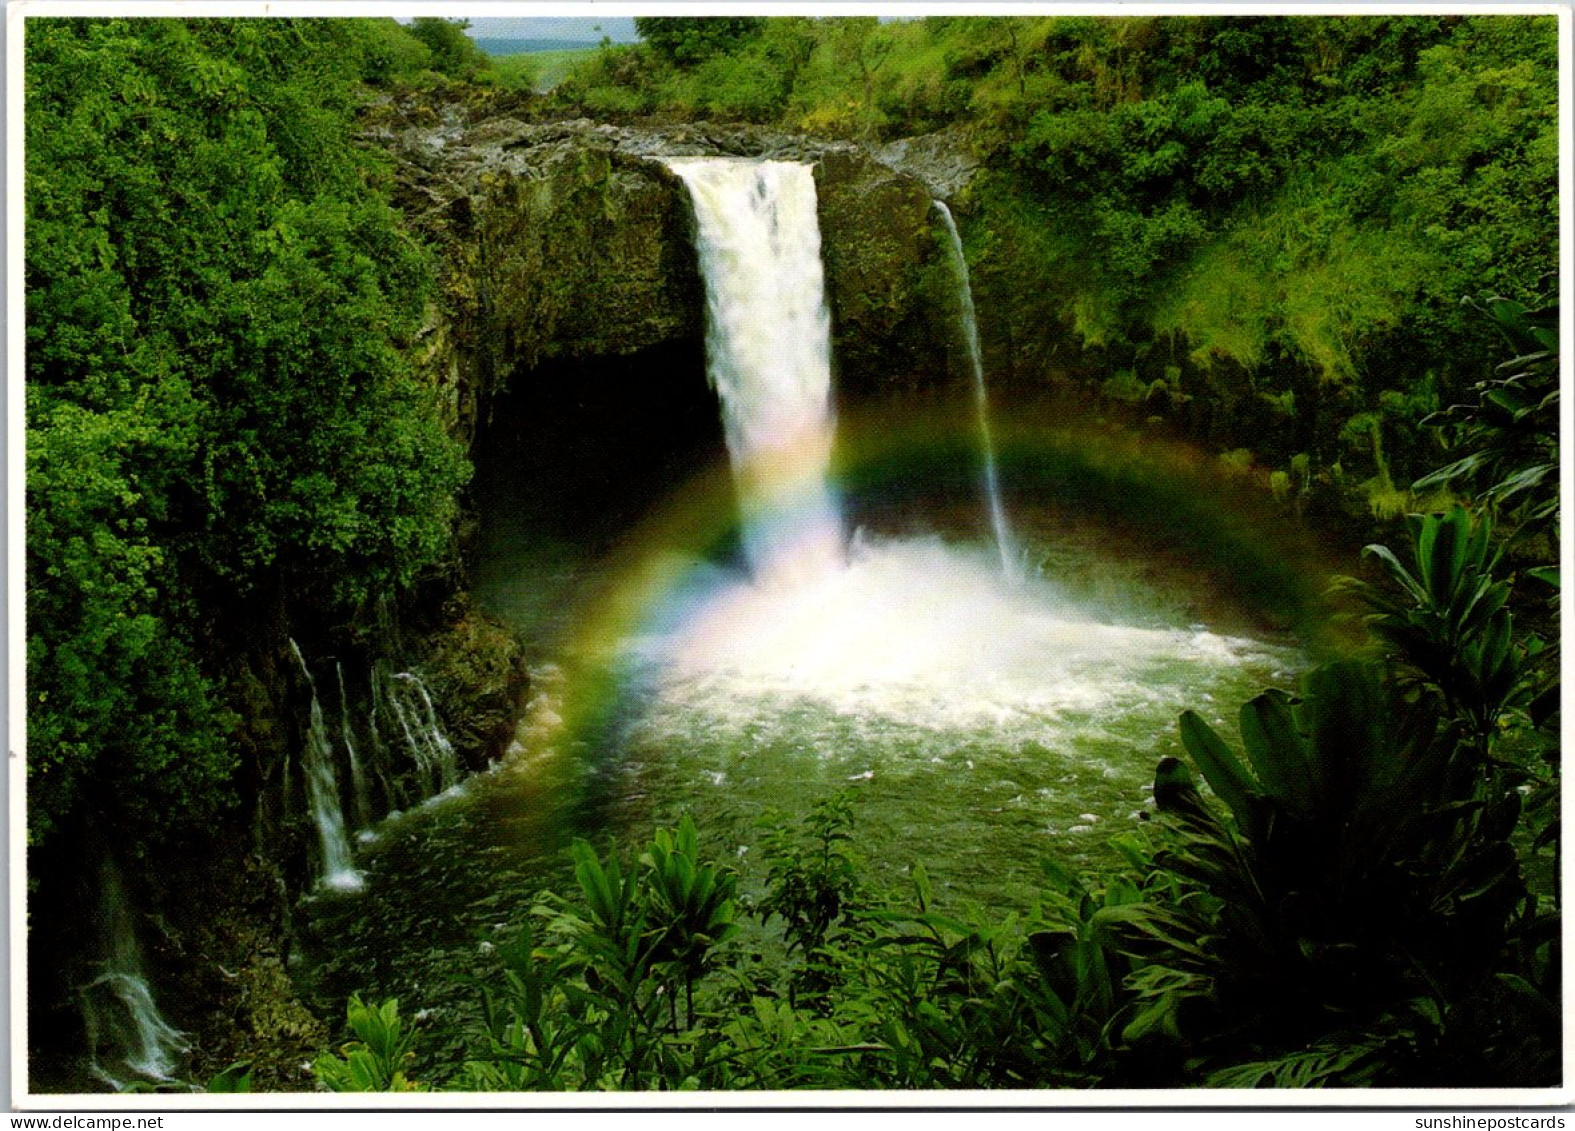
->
[815,150,950,403]
[375,104,950,449]
[876,124,983,202]
[410,595,530,772]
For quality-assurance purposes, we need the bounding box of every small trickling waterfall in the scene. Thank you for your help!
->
[280,639,464,884]
[933,200,1020,583]
[664,158,843,587]
[338,662,372,830]
[375,664,460,799]
[290,640,364,892]
[78,860,188,1090]
[367,664,398,809]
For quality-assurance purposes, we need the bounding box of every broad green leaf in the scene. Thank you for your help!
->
[1361,543,1427,604]
[1178,710,1255,822]
[1238,689,1313,817]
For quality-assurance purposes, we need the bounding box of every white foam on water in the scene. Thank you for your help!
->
[322,869,367,894]
[637,536,1289,741]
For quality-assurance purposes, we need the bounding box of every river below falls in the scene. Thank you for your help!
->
[294,505,1306,1077]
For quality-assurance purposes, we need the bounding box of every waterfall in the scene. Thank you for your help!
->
[664,158,843,587]
[79,859,188,1090]
[367,663,402,810]
[376,665,459,798]
[338,662,372,830]
[289,640,364,892]
[933,200,1020,583]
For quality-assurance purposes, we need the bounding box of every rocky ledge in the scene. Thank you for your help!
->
[366,100,967,447]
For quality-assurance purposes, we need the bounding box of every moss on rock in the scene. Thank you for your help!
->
[414,596,530,772]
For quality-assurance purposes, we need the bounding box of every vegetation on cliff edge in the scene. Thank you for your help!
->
[26,18,467,856]
[549,16,1557,513]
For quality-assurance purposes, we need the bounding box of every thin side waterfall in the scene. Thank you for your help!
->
[367,664,403,811]
[933,200,1020,583]
[289,640,364,892]
[664,158,843,587]
[377,666,459,797]
[338,662,372,830]
[78,859,188,1090]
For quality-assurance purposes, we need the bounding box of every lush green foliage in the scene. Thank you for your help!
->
[1110,379,1557,1085]
[351,19,437,86]
[314,995,424,1092]
[486,53,545,93]
[1415,291,1560,545]
[753,795,860,973]
[1107,662,1535,1084]
[403,19,490,82]
[1341,507,1529,750]
[634,17,767,67]
[995,18,1555,367]
[325,676,1556,1090]
[202,1062,255,1093]
[322,808,1141,1092]
[453,817,743,1090]
[120,1060,254,1095]
[25,19,467,851]
[550,15,1555,514]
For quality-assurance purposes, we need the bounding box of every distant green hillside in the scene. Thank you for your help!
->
[490,45,599,92]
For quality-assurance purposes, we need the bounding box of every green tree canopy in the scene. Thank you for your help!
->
[25,18,467,852]
[404,18,489,80]
[635,17,766,66]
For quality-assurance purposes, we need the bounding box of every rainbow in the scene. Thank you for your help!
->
[499,397,1347,782]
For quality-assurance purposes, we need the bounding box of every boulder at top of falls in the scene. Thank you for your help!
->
[876,124,983,202]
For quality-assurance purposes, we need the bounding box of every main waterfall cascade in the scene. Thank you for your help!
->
[934,200,1021,584]
[662,159,844,586]
[653,158,1286,730]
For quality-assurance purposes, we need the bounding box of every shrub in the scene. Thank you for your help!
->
[314,996,424,1092]
[404,18,489,81]
[1104,662,1534,1085]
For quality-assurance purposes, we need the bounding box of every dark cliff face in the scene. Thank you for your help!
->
[374,108,954,451]
[815,150,951,406]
